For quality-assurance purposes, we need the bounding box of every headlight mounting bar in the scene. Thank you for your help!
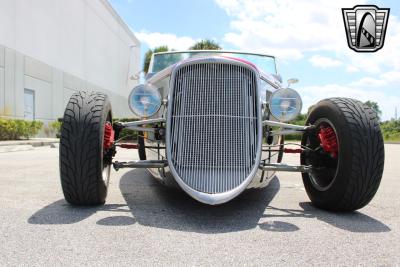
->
[262,120,315,136]
[117,118,166,132]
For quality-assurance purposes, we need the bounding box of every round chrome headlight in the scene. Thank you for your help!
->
[128,83,161,117]
[269,88,302,122]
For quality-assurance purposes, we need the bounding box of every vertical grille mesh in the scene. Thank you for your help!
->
[168,63,259,194]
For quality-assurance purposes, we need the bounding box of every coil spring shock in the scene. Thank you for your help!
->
[318,127,338,158]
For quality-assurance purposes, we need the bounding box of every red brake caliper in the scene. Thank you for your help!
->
[318,126,338,158]
[103,122,115,151]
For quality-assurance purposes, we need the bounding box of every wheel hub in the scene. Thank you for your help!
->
[302,119,340,191]
[103,122,114,151]
[318,126,338,158]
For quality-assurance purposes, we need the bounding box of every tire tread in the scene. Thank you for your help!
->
[304,97,384,211]
[60,91,110,205]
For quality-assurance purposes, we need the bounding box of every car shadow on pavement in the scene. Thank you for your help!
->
[28,169,390,234]
[27,168,280,232]
[261,202,390,233]
[28,200,131,225]
[117,169,390,233]
[118,169,281,234]
[299,202,390,232]
[28,199,97,224]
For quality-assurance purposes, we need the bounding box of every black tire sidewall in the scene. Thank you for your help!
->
[301,99,353,208]
[138,131,146,160]
[60,92,112,205]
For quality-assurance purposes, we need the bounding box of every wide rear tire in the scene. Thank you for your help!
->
[60,91,113,205]
[301,98,384,211]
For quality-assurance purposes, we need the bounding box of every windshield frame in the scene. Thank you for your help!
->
[148,50,277,74]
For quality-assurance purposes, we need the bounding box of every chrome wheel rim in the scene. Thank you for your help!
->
[102,163,111,186]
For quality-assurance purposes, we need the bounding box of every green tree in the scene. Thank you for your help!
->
[284,113,307,140]
[364,101,382,121]
[189,39,222,50]
[143,45,169,74]
[380,119,400,141]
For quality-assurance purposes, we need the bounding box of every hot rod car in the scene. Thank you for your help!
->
[59,50,384,211]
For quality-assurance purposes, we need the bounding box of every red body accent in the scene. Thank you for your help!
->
[103,122,114,150]
[318,127,338,158]
[283,148,303,153]
[220,56,258,70]
[118,143,139,149]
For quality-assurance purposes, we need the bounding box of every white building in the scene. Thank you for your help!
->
[0,0,140,125]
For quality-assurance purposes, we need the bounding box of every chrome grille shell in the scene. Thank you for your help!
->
[166,57,262,205]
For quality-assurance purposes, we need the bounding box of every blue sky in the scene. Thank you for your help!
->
[110,0,400,120]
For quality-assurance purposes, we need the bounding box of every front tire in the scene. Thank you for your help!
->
[137,131,146,160]
[60,91,113,205]
[301,98,384,211]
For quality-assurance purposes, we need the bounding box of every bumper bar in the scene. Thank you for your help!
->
[262,120,315,136]
[115,118,166,133]
[120,118,166,127]
[113,160,167,170]
[259,163,311,173]
[262,120,310,130]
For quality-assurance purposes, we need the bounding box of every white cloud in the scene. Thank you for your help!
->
[135,31,197,50]
[380,71,400,84]
[349,77,387,87]
[343,16,400,74]
[297,70,400,120]
[215,0,364,60]
[349,71,400,87]
[215,0,400,120]
[297,83,400,120]
[215,0,400,73]
[346,65,359,73]
[309,55,342,68]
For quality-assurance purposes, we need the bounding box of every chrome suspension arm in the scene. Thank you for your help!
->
[117,118,166,132]
[120,118,166,127]
[262,120,309,130]
[259,163,311,173]
[262,120,314,136]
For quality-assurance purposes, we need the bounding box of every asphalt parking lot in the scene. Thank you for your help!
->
[0,144,399,266]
